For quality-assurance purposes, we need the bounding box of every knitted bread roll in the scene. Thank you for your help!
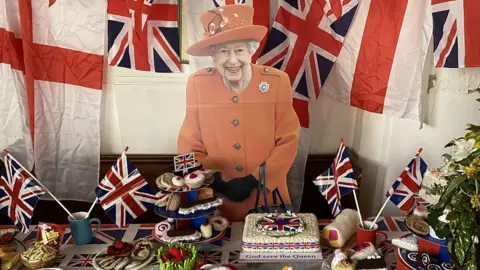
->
[322,209,359,248]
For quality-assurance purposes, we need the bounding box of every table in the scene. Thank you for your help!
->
[2,216,410,270]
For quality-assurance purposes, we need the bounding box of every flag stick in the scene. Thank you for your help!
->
[352,190,364,228]
[370,195,391,230]
[3,149,76,220]
[369,148,423,230]
[86,146,129,218]
[86,198,98,219]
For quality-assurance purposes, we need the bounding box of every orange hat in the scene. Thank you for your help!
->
[187,4,267,57]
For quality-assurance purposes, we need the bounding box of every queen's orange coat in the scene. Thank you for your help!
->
[177,64,300,221]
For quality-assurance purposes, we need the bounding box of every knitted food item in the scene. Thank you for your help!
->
[322,209,359,248]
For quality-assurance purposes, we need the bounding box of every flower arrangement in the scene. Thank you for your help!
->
[427,88,480,270]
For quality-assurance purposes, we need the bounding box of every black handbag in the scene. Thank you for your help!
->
[248,163,291,214]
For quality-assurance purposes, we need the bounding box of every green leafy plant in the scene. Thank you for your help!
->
[427,87,480,270]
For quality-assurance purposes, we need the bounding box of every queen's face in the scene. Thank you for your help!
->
[211,41,253,84]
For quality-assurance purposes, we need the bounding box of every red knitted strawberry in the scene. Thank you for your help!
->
[160,254,170,263]
[180,249,189,257]
[169,247,181,257]
[113,240,125,249]
[195,261,203,269]
[174,255,183,262]
[107,246,115,255]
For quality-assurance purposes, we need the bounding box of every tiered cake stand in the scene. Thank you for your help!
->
[153,176,226,246]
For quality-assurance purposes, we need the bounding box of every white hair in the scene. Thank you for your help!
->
[208,40,260,55]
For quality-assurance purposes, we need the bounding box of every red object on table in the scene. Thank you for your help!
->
[36,223,65,250]
[356,223,387,247]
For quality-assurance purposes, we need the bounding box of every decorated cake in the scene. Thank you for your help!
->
[242,212,320,252]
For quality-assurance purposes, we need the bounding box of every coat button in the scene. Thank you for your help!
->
[236,165,243,171]
[234,143,241,149]
[263,67,269,73]
[232,96,239,103]
[232,119,239,126]
[206,67,212,72]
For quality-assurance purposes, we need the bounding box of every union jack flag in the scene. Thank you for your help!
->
[95,152,157,227]
[107,0,181,73]
[386,149,427,215]
[174,152,196,173]
[0,153,45,233]
[260,215,302,232]
[432,0,480,68]
[313,139,358,217]
[257,0,358,128]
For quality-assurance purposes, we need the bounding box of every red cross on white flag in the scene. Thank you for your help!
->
[0,0,105,200]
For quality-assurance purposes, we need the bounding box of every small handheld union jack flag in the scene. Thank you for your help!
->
[313,139,359,217]
[95,148,157,227]
[386,148,427,215]
[174,152,196,174]
[0,152,45,233]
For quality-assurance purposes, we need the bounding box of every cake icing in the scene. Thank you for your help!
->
[242,213,320,252]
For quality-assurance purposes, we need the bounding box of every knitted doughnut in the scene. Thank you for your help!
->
[184,172,205,189]
[172,176,185,188]
[208,216,229,232]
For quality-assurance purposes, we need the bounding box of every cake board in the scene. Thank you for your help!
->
[238,213,323,263]
[237,251,323,263]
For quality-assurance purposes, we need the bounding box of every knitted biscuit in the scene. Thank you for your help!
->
[322,209,359,248]
[155,192,171,207]
[166,194,181,211]
[156,173,175,189]
[406,216,429,235]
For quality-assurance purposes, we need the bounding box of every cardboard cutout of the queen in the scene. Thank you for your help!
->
[177,4,300,221]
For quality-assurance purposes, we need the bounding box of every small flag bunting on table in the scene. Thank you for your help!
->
[0,153,45,233]
[313,140,359,217]
[386,148,427,215]
[95,149,157,227]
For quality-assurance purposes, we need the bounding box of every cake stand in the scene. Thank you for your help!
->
[154,175,225,246]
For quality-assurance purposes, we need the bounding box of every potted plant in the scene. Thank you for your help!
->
[427,88,480,270]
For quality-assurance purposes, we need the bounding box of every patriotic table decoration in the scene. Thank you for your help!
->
[95,147,157,227]
[0,152,45,233]
[174,152,196,175]
[370,148,428,229]
[313,139,361,220]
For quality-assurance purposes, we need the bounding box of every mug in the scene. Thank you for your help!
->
[356,221,387,247]
[68,211,101,245]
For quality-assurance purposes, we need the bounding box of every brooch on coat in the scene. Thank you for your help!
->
[259,81,269,93]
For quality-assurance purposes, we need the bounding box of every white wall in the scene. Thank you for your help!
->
[100,64,480,217]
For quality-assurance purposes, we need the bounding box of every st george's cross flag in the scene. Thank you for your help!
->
[107,0,181,73]
[321,0,432,121]
[386,149,428,215]
[0,153,45,233]
[0,0,105,201]
[95,151,157,227]
[185,0,270,72]
[257,0,359,212]
[313,139,359,217]
[432,0,480,68]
